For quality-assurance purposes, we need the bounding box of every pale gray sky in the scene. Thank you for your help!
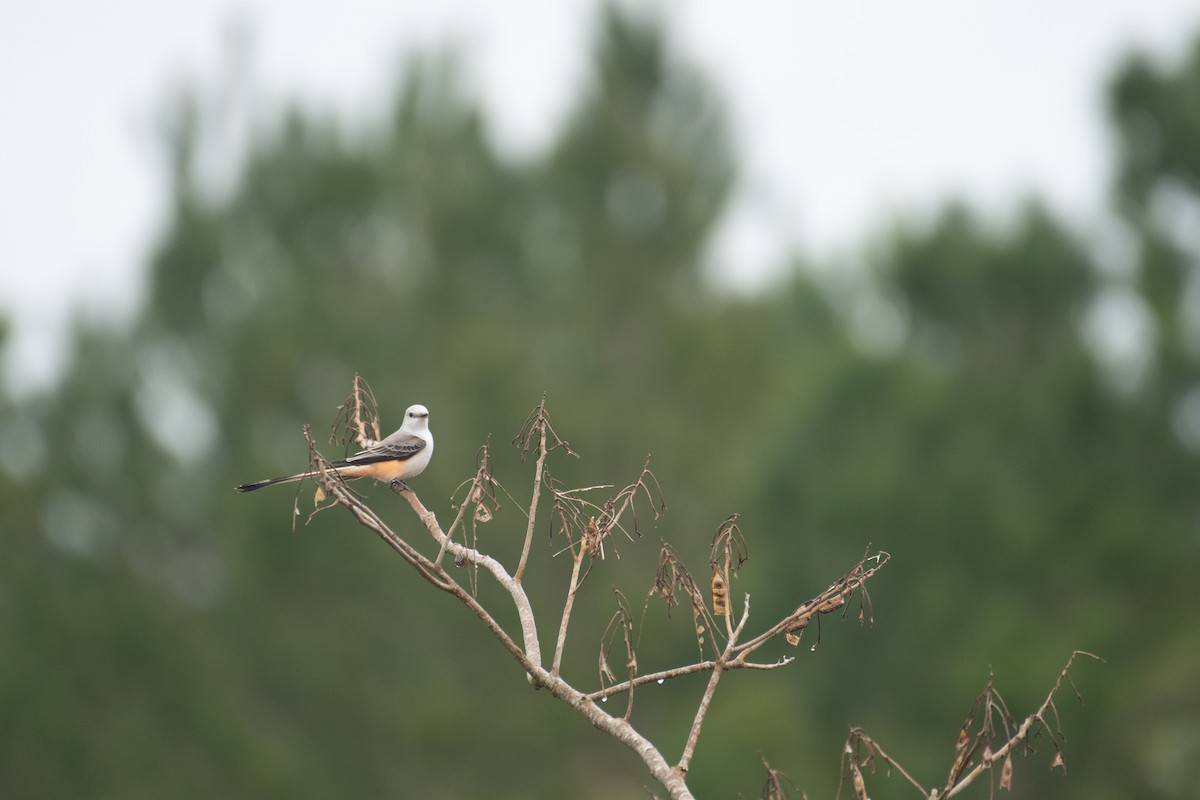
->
[2,0,1197,391]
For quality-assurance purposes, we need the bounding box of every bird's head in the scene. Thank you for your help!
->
[403,404,430,430]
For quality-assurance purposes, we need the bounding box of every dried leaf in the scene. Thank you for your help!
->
[598,651,613,684]
[1000,754,1013,790]
[584,517,601,554]
[851,763,868,800]
[947,749,970,786]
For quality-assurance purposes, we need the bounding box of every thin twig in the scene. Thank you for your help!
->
[514,395,550,582]
[330,374,381,449]
[676,595,753,777]
[438,439,497,567]
[840,727,930,798]
[585,655,793,703]
[552,534,588,676]
[352,374,380,446]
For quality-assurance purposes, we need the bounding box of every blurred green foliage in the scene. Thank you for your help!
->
[2,6,1199,798]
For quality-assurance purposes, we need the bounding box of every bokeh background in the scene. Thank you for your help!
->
[3,2,1199,798]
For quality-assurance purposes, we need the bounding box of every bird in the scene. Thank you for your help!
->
[236,404,433,492]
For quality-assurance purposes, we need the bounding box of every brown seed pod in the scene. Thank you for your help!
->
[711,570,729,617]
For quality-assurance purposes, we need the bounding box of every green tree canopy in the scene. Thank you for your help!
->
[1,6,1197,798]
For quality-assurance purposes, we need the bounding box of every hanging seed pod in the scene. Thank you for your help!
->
[711,569,729,616]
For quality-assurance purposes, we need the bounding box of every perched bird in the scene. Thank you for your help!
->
[236,404,433,492]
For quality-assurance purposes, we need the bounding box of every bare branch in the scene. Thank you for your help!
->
[530,670,694,800]
[676,595,752,778]
[676,657,725,780]
[275,387,1095,800]
[837,651,1103,799]
[584,654,793,703]
[734,548,889,658]
[605,456,666,540]
[838,728,930,799]
[551,517,597,676]
[512,395,577,582]
[940,651,1103,798]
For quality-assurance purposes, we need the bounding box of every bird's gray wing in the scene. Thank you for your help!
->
[334,434,426,466]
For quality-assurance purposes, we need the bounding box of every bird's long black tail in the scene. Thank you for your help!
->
[235,473,308,492]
